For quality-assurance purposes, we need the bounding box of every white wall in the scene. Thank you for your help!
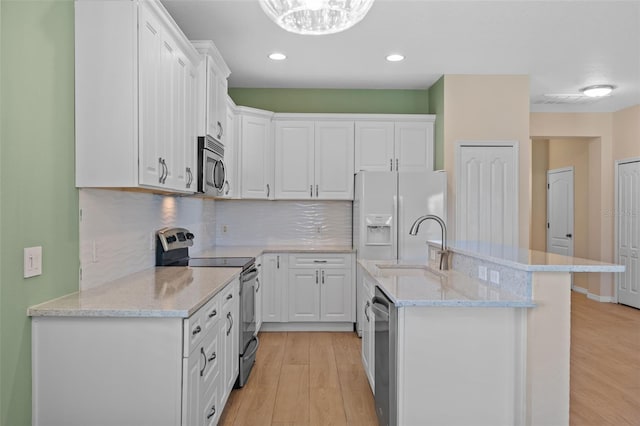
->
[214,200,352,246]
[79,189,216,289]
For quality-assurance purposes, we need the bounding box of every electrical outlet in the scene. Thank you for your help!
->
[316,225,322,234]
[430,248,437,261]
[490,270,500,284]
[24,246,43,278]
[92,240,99,263]
[222,225,228,233]
[478,265,488,281]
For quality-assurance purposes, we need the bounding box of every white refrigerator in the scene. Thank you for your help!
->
[353,170,447,263]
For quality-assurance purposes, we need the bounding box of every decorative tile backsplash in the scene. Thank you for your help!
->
[79,189,216,289]
[214,200,352,246]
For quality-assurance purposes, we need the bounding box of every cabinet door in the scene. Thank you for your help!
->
[206,56,219,140]
[274,121,315,199]
[138,5,164,188]
[362,277,375,391]
[215,73,228,144]
[315,121,354,200]
[395,121,434,172]
[220,101,236,198]
[355,121,395,172]
[240,115,273,199]
[262,254,287,322]
[221,280,239,403]
[288,268,320,322]
[320,267,352,321]
[182,347,203,426]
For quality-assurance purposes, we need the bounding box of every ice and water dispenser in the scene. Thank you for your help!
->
[365,214,393,246]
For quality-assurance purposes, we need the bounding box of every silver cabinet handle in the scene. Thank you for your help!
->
[199,347,207,377]
[255,277,260,293]
[208,351,217,363]
[185,167,192,188]
[161,159,168,184]
[321,270,325,284]
[158,157,165,184]
[315,270,319,284]
[266,183,270,197]
[315,184,318,197]
[313,260,328,263]
[277,255,280,269]
[310,185,313,197]
[226,293,233,300]
[206,405,216,420]
[208,309,217,319]
[396,158,399,171]
[217,121,223,140]
[192,325,202,336]
[226,312,233,336]
[390,158,393,171]
[364,300,370,322]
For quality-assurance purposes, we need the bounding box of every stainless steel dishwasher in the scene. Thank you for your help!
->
[372,287,397,426]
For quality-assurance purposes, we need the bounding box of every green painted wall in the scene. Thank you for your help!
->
[428,76,445,170]
[1,1,78,425]
[228,88,429,114]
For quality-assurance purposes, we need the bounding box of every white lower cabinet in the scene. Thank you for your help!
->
[286,253,354,323]
[31,277,240,426]
[261,253,288,322]
[361,274,375,392]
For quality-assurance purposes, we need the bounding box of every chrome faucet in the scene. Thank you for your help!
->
[409,215,449,270]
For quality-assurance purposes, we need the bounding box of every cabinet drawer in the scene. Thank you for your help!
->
[221,282,237,311]
[202,294,221,334]
[289,253,352,268]
[183,310,205,356]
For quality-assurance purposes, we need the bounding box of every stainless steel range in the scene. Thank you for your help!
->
[155,227,259,388]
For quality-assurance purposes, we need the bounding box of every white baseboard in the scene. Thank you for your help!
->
[260,322,355,332]
[587,293,616,303]
[572,286,588,295]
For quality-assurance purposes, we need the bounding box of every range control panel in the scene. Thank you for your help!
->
[157,227,195,252]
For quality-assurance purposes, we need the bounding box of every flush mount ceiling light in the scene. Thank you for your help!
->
[268,52,287,60]
[386,54,404,62]
[259,0,375,35]
[580,84,615,97]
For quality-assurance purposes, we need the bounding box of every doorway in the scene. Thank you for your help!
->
[616,158,640,309]
[547,167,574,257]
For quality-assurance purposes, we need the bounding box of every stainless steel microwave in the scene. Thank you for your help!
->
[197,135,227,196]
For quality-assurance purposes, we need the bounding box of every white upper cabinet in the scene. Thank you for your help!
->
[75,0,199,193]
[192,40,231,145]
[315,121,355,199]
[354,117,435,173]
[274,118,354,200]
[274,121,315,199]
[219,97,238,198]
[238,108,274,199]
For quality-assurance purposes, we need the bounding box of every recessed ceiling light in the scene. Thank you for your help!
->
[269,52,287,61]
[386,54,405,62]
[580,84,614,97]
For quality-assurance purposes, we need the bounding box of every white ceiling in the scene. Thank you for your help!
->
[163,0,640,113]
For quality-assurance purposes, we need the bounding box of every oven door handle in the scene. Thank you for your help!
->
[241,267,259,283]
[242,336,260,358]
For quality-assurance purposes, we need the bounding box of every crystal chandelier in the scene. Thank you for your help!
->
[259,0,375,35]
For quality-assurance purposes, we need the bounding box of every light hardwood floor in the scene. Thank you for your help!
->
[220,293,640,426]
[219,331,377,426]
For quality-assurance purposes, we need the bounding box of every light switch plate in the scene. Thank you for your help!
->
[24,246,43,278]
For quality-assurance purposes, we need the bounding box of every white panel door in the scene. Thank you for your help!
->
[395,122,434,172]
[617,160,640,308]
[456,144,518,248]
[205,56,219,140]
[547,168,574,256]
[274,121,315,199]
[288,268,320,321]
[315,121,355,199]
[355,121,395,172]
[320,268,352,322]
[182,351,202,426]
[240,115,272,199]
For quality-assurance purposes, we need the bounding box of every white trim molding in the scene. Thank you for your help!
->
[587,293,616,303]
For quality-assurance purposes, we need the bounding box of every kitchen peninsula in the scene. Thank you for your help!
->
[358,241,624,426]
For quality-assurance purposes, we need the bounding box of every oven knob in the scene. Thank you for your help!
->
[186,233,194,240]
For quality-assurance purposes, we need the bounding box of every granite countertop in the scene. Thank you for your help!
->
[429,241,625,273]
[358,259,535,308]
[28,267,240,318]
[193,245,355,258]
